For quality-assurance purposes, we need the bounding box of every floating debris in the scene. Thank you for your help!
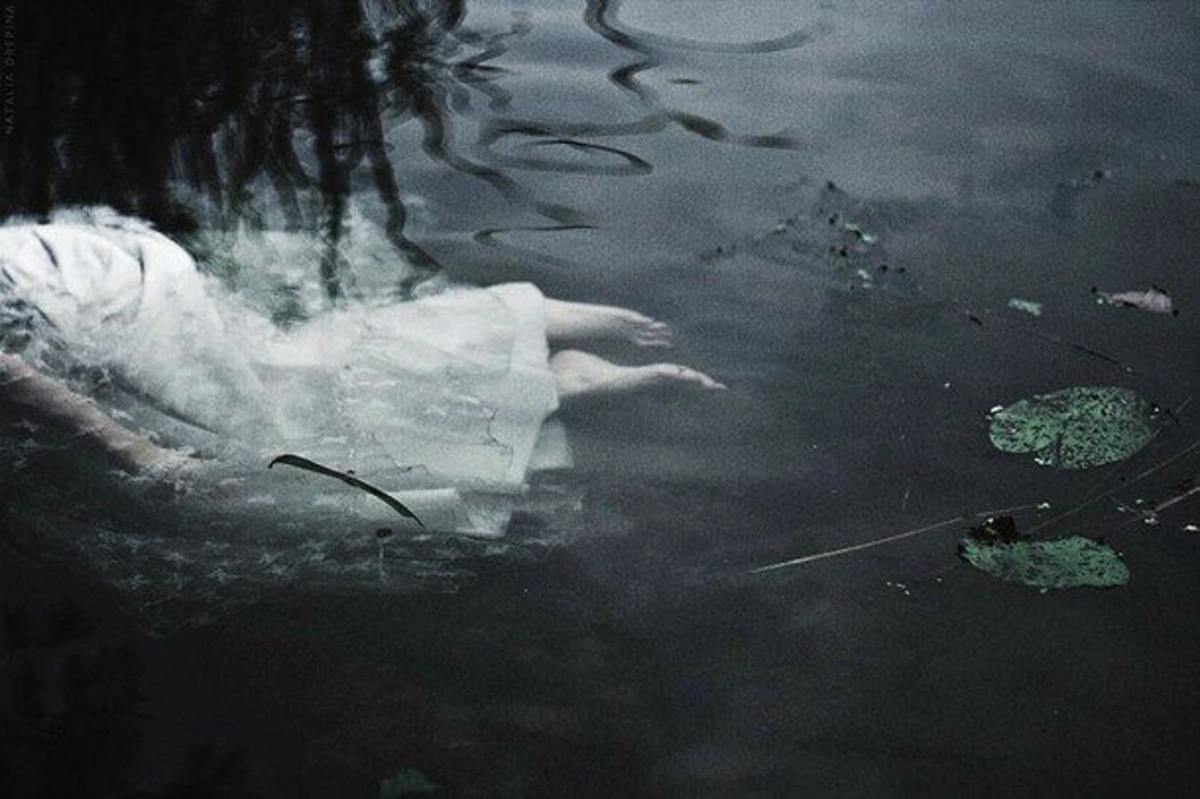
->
[1007,298,1044,316]
[988,386,1159,469]
[842,222,878,244]
[968,514,1023,545]
[1092,285,1178,316]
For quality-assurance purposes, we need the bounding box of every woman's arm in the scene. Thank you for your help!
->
[0,351,187,476]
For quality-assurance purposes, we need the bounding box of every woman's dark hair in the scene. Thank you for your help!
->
[2,0,451,294]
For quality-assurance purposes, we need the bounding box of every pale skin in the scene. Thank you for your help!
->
[1,299,724,479]
[0,350,166,474]
[544,300,726,398]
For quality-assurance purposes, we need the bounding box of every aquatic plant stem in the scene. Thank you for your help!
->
[1024,438,1199,537]
[1068,395,1194,510]
[267,454,424,527]
[1153,483,1199,514]
[752,441,1197,576]
[747,503,1043,574]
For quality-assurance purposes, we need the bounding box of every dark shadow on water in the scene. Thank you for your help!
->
[1,0,460,294]
[0,502,268,798]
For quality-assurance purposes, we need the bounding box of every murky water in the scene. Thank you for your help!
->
[3,1,1200,796]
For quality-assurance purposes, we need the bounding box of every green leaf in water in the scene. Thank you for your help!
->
[988,386,1158,469]
[958,535,1130,589]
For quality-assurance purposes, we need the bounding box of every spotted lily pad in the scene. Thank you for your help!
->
[988,386,1157,469]
[959,535,1130,589]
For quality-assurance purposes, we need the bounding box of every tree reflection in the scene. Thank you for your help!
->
[1,0,480,297]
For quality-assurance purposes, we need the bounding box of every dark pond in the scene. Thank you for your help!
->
[3,1,1199,796]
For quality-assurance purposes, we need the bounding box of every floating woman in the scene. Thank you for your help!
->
[0,208,725,539]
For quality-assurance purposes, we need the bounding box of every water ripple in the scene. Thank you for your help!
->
[480,132,653,175]
[582,0,825,150]
[584,0,830,55]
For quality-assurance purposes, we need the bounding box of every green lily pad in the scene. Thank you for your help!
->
[959,535,1130,589]
[988,386,1157,469]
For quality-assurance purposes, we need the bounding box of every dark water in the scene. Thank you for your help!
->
[3,1,1200,796]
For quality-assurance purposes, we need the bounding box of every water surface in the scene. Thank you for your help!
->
[3,2,1199,796]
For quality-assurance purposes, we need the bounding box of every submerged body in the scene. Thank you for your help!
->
[0,211,722,539]
[0,215,567,537]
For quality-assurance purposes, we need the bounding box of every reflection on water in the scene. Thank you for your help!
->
[4,0,475,293]
[583,0,824,148]
[0,0,830,289]
[3,0,1200,796]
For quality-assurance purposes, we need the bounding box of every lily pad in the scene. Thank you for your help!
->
[959,535,1130,589]
[988,386,1158,469]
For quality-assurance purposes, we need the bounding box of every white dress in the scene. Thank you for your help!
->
[0,213,575,622]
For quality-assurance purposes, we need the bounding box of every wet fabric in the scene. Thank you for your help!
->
[1,215,563,499]
[0,214,571,624]
[0,214,275,441]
